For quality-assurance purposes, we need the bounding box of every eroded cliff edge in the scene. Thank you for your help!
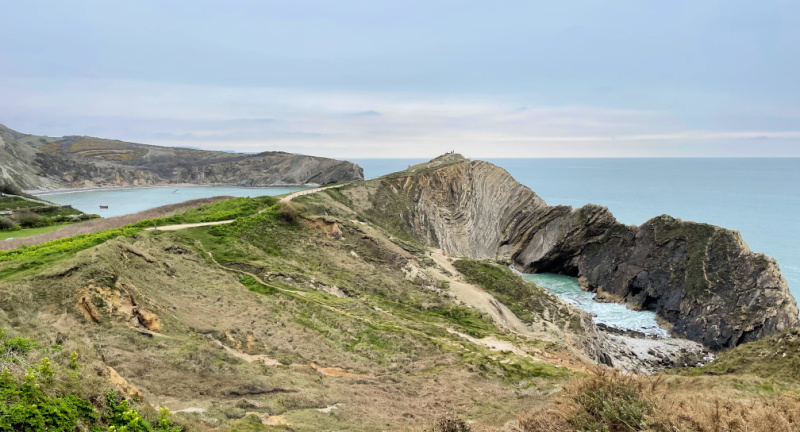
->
[335,154,799,350]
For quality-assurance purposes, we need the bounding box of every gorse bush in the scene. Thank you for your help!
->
[567,370,655,431]
[276,201,304,224]
[430,416,472,432]
[0,218,18,231]
[16,212,46,228]
[516,368,800,432]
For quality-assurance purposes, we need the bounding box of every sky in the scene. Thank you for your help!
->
[1,0,799,158]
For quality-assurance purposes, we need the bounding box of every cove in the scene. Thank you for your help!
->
[518,272,668,337]
[38,185,308,217]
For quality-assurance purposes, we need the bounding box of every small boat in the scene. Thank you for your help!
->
[172,189,179,193]
[99,205,109,209]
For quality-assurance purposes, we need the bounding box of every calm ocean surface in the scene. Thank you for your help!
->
[352,158,800,308]
[40,186,307,218]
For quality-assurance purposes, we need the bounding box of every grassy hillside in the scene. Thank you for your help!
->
[0,192,594,430]
[2,170,800,430]
[679,328,800,384]
[1,124,363,191]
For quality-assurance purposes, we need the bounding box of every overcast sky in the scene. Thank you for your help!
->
[1,0,799,158]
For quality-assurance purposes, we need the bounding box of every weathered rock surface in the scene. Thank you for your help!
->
[340,155,799,350]
[167,151,364,187]
[0,124,363,190]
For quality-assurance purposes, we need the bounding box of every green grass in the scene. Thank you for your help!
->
[0,331,184,432]
[133,196,277,229]
[677,328,800,385]
[0,224,65,240]
[0,197,46,210]
[650,215,718,297]
[0,196,278,271]
[453,259,585,332]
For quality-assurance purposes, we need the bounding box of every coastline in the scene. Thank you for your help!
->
[26,183,319,196]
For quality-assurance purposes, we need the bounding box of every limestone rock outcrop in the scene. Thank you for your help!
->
[343,155,799,350]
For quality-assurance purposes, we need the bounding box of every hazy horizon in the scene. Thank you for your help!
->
[2,1,799,158]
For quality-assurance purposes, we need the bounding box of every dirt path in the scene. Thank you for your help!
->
[145,220,234,231]
[140,184,347,232]
[279,183,348,203]
[428,250,534,337]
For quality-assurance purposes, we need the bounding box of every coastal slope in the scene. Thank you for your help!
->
[0,124,364,190]
[1,159,799,430]
[321,154,799,350]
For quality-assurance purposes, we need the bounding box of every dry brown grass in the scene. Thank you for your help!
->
[0,196,232,250]
[511,368,800,432]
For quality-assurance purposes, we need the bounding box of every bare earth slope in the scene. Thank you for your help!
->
[323,154,799,350]
[0,124,363,190]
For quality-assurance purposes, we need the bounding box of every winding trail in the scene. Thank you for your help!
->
[279,183,348,203]
[144,183,348,231]
[145,220,234,231]
[429,249,534,337]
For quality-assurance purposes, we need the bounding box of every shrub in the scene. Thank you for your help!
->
[0,217,18,231]
[431,416,472,432]
[2,336,37,356]
[0,181,22,196]
[276,202,301,224]
[0,332,183,432]
[16,211,47,228]
[517,369,658,432]
[567,370,655,431]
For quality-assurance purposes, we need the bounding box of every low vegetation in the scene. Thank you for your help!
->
[0,330,183,432]
[516,368,800,432]
[1,181,799,430]
[0,194,99,237]
[0,196,237,252]
[679,328,800,384]
[453,259,585,331]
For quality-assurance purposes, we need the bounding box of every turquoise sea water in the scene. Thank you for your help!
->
[39,186,307,218]
[352,158,800,308]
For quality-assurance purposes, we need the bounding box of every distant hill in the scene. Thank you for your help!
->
[0,124,363,190]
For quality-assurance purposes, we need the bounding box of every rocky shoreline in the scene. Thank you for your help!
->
[596,323,713,373]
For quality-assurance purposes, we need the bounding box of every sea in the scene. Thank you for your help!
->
[37,158,800,332]
[39,185,308,218]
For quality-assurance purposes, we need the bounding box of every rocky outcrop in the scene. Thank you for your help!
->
[342,155,799,350]
[0,124,363,190]
[167,151,364,187]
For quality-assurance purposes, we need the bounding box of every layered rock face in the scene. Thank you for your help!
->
[349,156,799,350]
[168,152,364,186]
[0,124,363,190]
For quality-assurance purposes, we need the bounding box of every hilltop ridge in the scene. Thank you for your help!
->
[0,124,363,190]
[303,154,799,350]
